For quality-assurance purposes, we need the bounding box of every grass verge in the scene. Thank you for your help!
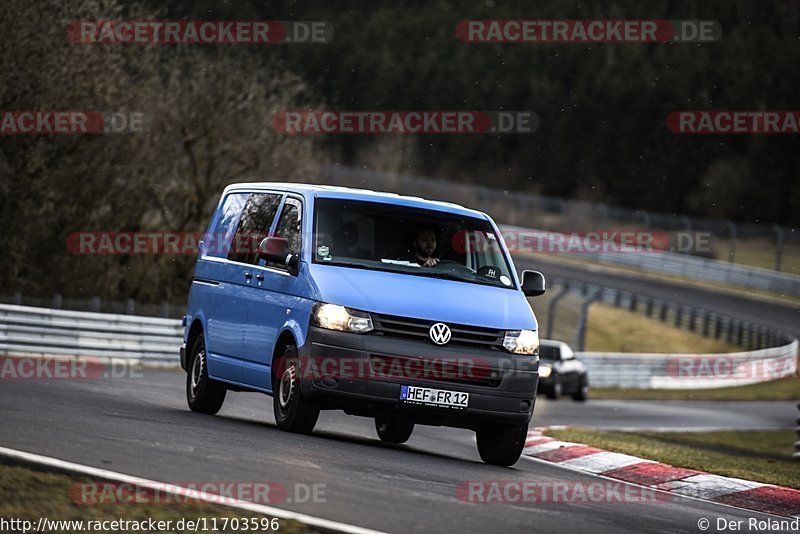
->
[0,462,307,534]
[542,427,800,489]
[591,376,800,401]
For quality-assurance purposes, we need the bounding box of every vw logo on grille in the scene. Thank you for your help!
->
[429,323,452,345]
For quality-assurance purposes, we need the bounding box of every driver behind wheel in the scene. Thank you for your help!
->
[403,225,440,267]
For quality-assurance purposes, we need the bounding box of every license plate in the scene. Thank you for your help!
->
[399,385,469,409]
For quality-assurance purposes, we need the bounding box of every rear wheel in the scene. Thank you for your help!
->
[374,416,414,444]
[476,423,527,466]
[272,344,319,434]
[186,333,227,414]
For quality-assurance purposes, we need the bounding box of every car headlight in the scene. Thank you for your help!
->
[539,365,552,378]
[311,303,373,333]
[503,329,540,355]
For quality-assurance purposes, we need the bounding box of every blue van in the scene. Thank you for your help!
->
[181,183,546,465]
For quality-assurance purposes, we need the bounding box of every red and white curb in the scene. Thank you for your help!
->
[523,428,800,518]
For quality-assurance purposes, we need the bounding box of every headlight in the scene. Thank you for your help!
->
[311,303,373,333]
[539,365,552,378]
[503,329,540,355]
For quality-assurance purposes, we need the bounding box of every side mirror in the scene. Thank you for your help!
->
[521,270,546,297]
[258,237,299,275]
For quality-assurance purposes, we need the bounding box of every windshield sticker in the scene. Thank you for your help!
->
[500,275,512,286]
[317,245,331,260]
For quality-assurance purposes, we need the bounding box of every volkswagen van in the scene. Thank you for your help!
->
[181,183,545,465]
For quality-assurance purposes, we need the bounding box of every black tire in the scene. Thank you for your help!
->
[375,416,414,444]
[544,379,562,400]
[572,375,589,402]
[186,333,227,414]
[272,344,319,434]
[476,423,527,466]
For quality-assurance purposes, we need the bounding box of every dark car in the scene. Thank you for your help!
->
[537,340,589,401]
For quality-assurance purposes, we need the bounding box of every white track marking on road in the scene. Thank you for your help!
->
[0,446,387,534]
[557,452,654,473]
[657,474,767,500]
[523,440,579,454]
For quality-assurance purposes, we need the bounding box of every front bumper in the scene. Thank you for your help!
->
[298,327,539,429]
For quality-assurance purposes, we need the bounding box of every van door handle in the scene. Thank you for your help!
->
[244,272,253,281]
[255,273,265,282]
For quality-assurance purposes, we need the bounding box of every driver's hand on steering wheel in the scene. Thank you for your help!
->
[422,257,439,267]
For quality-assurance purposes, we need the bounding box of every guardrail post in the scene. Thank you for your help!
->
[126,298,135,315]
[659,301,668,322]
[645,297,654,317]
[736,321,744,346]
[575,289,602,351]
[726,220,737,263]
[688,308,698,332]
[52,294,62,309]
[13,291,21,305]
[629,293,637,312]
[726,319,736,344]
[161,301,170,318]
[773,224,784,272]
[702,312,711,337]
[795,401,800,461]
[674,305,684,327]
[91,296,101,313]
[714,315,722,339]
[546,283,570,340]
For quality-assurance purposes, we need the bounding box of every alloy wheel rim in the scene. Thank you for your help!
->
[278,364,296,408]
[191,349,204,397]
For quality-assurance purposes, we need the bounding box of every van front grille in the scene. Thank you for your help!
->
[371,313,504,351]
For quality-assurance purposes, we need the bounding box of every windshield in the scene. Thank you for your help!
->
[539,345,560,361]
[313,198,516,289]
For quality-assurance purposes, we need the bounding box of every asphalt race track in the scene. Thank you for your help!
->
[0,369,789,534]
[1,259,797,532]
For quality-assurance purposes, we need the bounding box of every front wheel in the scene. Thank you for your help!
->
[375,416,414,444]
[272,344,319,434]
[572,375,589,402]
[186,333,227,414]
[544,379,562,400]
[476,423,527,466]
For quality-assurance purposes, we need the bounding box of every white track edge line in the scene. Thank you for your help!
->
[0,446,388,534]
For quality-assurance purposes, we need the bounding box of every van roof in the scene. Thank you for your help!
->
[223,182,487,219]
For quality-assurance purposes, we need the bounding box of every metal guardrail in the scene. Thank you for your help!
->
[579,341,798,389]
[548,276,795,352]
[0,302,797,389]
[0,304,181,364]
[500,225,800,297]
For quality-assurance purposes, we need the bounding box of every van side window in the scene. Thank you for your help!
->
[228,193,282,265]
[266,198,302,270]
[205,193,248,258]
